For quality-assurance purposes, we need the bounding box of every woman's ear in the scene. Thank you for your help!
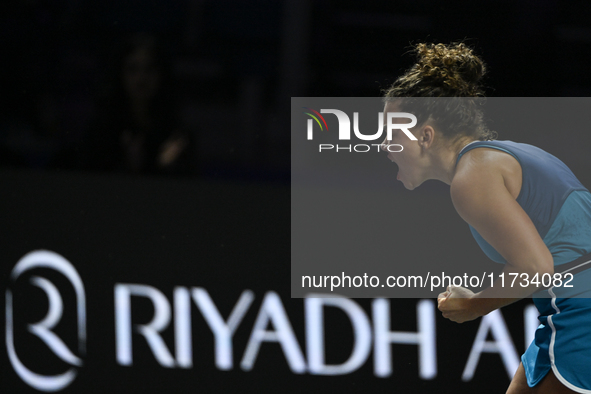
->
[419,125,435,149]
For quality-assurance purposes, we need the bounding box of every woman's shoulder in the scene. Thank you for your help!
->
[455,142,522,178]
[453,143,523,200]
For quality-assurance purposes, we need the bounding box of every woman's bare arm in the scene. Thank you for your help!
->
[438,150,554,322]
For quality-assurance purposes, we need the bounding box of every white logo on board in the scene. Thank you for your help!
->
[5,250,86,392]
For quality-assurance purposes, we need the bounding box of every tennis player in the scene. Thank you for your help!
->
[381,43,591,393]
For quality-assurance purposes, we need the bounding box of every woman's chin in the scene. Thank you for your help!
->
[402,181,416,190]
[397,173,415,190]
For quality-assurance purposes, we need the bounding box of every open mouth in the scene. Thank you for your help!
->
[386,154,400,177]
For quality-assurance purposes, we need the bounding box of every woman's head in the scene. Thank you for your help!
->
[383,42,495,143]
[101,32,176,134]
[119,34,164,105]
[104,33,171,112]
[381,42,495,189]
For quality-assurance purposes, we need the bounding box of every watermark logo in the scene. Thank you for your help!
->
[303,109,417,152]
[5,250,86,392]
[303,108,329,136]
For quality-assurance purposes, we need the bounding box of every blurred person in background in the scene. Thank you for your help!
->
[83,33,197,176]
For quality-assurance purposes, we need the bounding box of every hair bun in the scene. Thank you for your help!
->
[414,42,485,96]
[384,42,493,141]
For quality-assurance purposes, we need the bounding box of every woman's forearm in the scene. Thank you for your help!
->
[470,262,553,317]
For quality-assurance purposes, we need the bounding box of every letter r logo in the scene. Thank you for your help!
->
[5,250,86,392]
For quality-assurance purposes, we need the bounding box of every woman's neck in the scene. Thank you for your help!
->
[130,100,151,130]
[433,138,479,185]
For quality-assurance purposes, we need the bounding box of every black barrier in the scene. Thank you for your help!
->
[1,169,535,393]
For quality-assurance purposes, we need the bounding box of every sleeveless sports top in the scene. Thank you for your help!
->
[456,140,591,266]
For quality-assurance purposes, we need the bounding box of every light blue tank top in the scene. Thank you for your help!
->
[456,140,591,266]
